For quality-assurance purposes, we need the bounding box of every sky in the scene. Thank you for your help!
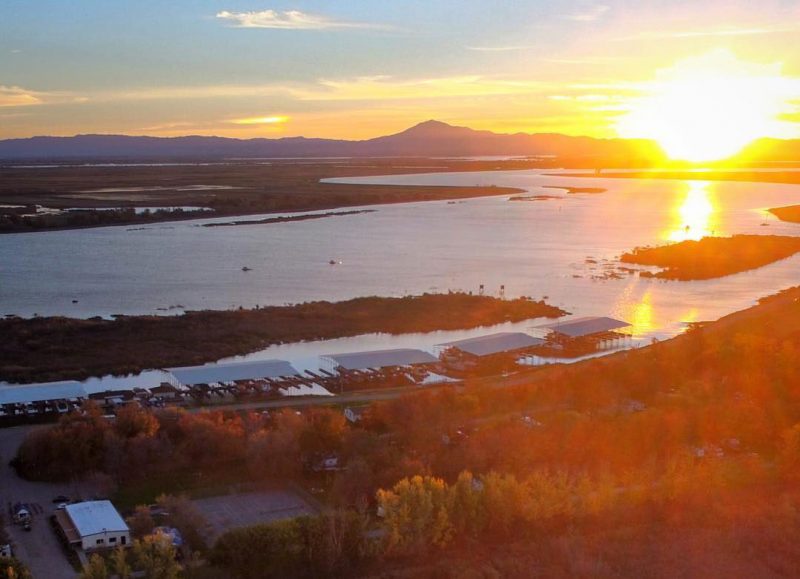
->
[2,0,800,141]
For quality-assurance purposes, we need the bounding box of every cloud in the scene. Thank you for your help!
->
[215,9,381,30]
[621,25,798,40]
[563,4,609,22]
[230,115,288,125]
[0,86,44,107]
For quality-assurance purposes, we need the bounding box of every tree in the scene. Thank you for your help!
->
[128,504,156,538]
[376,474,453,553]
[78,555,108,579]
[110,547,132,579]
[132,534,181,579]
[156,494,209,553]
[0,557,32,579]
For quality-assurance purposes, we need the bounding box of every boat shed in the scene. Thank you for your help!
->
[55,500,130,552]
[0,381,87,406]
[321,348,438,372]
[167,359,300,387]
[435,332,545,358]
[535,316,630,339]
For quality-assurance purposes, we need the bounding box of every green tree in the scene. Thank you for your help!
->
[377,474,453,553]
[132,534,181,579]
[110,546,132,579]
[79,554,108,579]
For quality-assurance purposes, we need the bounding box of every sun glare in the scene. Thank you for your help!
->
[619,50,794,162]
[666,181,718,242]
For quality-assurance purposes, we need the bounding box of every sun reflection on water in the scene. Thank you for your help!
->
[666,181,719,242]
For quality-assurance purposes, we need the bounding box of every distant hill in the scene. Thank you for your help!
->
[0,120,665,161]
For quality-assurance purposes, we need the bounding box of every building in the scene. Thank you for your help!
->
[0,381,87,417]
[435,332,545,358]
[320,348,438,373]
[533,316,631,349]
[55,501,130,552]
[167,359,300,388]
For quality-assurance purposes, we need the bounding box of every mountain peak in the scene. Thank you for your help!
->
[399,119,465,135]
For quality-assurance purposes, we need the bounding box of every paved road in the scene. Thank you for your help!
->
[0,425,83,579]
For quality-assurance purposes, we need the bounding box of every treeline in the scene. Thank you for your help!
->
[211,511,370,579]
[0,207,206,234]
[13,403,348,491]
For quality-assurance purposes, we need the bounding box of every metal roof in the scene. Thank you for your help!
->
[322,348,438,370]
[538,316,629,338]
[65,501,129,538]
[0,381,87,405]
[168,359,299,386]
[437,332,545,357]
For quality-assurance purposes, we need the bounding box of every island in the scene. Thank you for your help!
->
[768,205,800,224]
[620,234,800,280]
[0,293,565,383]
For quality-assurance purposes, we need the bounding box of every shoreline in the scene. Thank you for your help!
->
[0,293,565,384]
[0,182,525,235]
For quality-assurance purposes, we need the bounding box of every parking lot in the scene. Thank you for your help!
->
[0,425,84,579]
[193,489,318,543]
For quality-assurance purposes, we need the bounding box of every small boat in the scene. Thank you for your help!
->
[242,266,252,272]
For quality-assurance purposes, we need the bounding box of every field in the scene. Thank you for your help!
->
[0,158,550,232]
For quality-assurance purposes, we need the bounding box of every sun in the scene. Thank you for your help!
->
[618,50,793,162]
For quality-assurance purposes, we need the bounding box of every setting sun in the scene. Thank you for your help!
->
[619,50,794,162]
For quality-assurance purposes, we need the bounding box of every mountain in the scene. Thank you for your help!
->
[0,119,680,161]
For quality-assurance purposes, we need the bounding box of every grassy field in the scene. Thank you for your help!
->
[0,158,549,232]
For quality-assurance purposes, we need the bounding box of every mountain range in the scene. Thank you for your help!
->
[0,120,797,162]
[0,120,663,161]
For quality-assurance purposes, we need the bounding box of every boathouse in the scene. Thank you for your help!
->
[533,316,631,349]
[435,332,545,358]
[167,359,300,388]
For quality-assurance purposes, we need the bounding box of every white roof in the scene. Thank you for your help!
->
[65,501,129,537]
[322,348,438,370]
[437,332,544,357]
[168,359,299,386]
[0,381,87,405]
[537,316,629,338]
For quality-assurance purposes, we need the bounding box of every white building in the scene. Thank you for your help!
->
[55,500,130,552]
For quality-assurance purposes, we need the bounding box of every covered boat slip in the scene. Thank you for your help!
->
[0,380,87,418]
[166,359,334,400]
[435,332,545,358]
[321,348,444,390]
[168,359,300,387]
[532,316,632,353]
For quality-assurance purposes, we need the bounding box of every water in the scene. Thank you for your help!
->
[3,168,800,390]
